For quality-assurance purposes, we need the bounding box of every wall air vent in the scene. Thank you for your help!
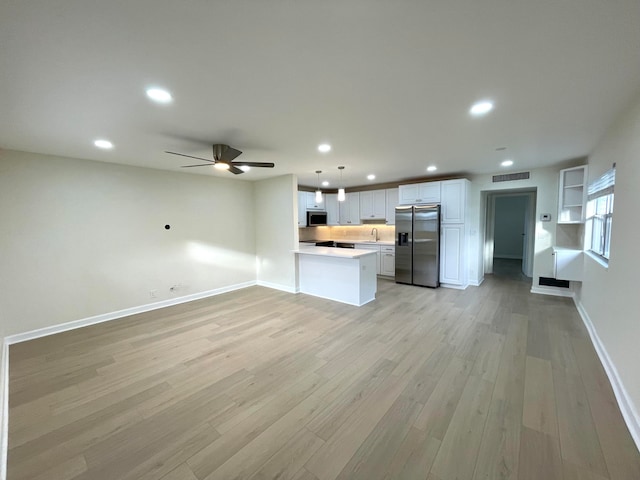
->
[492,171,530,183]
[539,276,570,288]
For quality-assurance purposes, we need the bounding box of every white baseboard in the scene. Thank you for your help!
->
[441,283,468,290]
[530,285,575,298]
[1,340,8,480]
[256,280,298,294]
[573,298,640,452]
[5,281,257,345]
[468,277,485,287]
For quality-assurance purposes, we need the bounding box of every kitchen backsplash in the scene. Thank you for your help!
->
[299,225,395,242]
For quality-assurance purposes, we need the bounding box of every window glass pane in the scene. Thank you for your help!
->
[604,216,612,259]
[596,196,608,215]
[586,199,596,218]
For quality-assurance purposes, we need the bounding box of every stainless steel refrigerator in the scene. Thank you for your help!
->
[395,205,440,287]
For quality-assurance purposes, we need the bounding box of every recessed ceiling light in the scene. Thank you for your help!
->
[322,180,329,187]
[469,100,494,116]
[367,174,376,180]
[214,163,230,170]
[501,159,514,167]
[317,143,331,153]
[427,165,437,172]
[146,87,173,103]
[94,139,113,149]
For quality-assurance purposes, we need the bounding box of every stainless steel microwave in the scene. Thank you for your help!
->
[306,211,327,226]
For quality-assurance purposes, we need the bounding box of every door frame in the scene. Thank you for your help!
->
[483,189,536,277]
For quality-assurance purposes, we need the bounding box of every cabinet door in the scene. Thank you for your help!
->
[385,188,399,225]
[325,194,340,225]
[440,224,465,285]
[381,252,395,276]
[297,191,307,226]
[399,184,419,204]
[340,193,361,224]
[305,191,324,210]
[441,179,467,223]
[360,190,386,219]
[418,182,441,203]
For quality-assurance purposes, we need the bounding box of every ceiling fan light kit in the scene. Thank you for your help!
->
[166,144,275,175]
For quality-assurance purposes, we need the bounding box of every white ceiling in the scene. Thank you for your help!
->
[1,1,639,188]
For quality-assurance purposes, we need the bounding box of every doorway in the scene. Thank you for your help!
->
[484,190,536,280]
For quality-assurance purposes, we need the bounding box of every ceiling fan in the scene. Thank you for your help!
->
[165,144,275,175]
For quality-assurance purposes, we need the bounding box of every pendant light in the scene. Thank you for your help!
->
[338,166,346,202]
[315,170,323,203]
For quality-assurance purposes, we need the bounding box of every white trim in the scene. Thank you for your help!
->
[256,280,298,294]
[573,298,640,452]
[468,276,485,287]
[1,340,8,480]
[5,281,256,345]
[296,290,375,307]
[530,285,575,298]
[441,283,468,290]
[585,250,609,269]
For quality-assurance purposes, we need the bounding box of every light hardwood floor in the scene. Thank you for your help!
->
[8,275,640,480]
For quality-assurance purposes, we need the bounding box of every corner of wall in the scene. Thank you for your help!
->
[1,337,8,480]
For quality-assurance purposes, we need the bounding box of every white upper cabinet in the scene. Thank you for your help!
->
[399,181,441,204]
[297,191,307,226]
[385,188,399,225]
[325,193,340,225]
[305,191,325,211]
[359,190,386,219]
[440,179,469,223]
[558,165,587,224]
[339,192,361,225]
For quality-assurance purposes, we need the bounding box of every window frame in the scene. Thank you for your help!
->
[584,167,615,266]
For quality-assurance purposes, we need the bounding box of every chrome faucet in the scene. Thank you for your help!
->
[371,227,378,241]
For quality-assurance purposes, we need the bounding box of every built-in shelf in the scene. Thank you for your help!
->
[558,165,587,224]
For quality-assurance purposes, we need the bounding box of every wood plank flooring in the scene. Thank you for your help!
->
[8,275,640,480]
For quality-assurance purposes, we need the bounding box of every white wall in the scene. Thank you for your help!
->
[576,92,640,431]
[0,150,257,336]
[468,167,560,286]
[255,175,299,292]
[493,195,528,259]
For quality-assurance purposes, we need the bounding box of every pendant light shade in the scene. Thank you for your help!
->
[338,166,346,202]
[315,170,323,203]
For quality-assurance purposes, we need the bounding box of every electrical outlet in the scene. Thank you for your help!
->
[149,289,157,298]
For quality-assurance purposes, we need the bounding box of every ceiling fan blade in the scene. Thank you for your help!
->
[217,145,242,162]
[181,164,214,168]
[232,161,275,168]
[165,151,214,163]
[228,165,245,175]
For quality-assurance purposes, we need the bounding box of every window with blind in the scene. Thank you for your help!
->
[585,166,615,263]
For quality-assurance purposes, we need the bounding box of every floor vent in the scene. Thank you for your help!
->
[539,276,570,288]
[492,171,530,182]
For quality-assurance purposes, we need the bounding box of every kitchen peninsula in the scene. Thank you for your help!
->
[294,245,377,306]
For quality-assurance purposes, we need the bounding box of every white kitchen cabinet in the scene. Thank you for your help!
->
[399,181,441,204]
[305,191,325,211]
[558,165,587,224]
[385,188,399,225]
[339,192,361,225]
[297,191,307,226]
[355,243,381,274]
[325,193,340,225]
[553,247,583,281]
[380,245,395,276]
[359,190,386,219]
[440,224,465,286]
[441,179,469,223]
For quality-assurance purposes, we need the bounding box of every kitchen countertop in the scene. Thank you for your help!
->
[294,245,378,259]
[300,240,395,246]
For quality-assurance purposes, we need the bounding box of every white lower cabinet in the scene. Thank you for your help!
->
[553,247,583,281]
[380,246,395,276]
[440,224,465,286]
[355,243,381,274]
